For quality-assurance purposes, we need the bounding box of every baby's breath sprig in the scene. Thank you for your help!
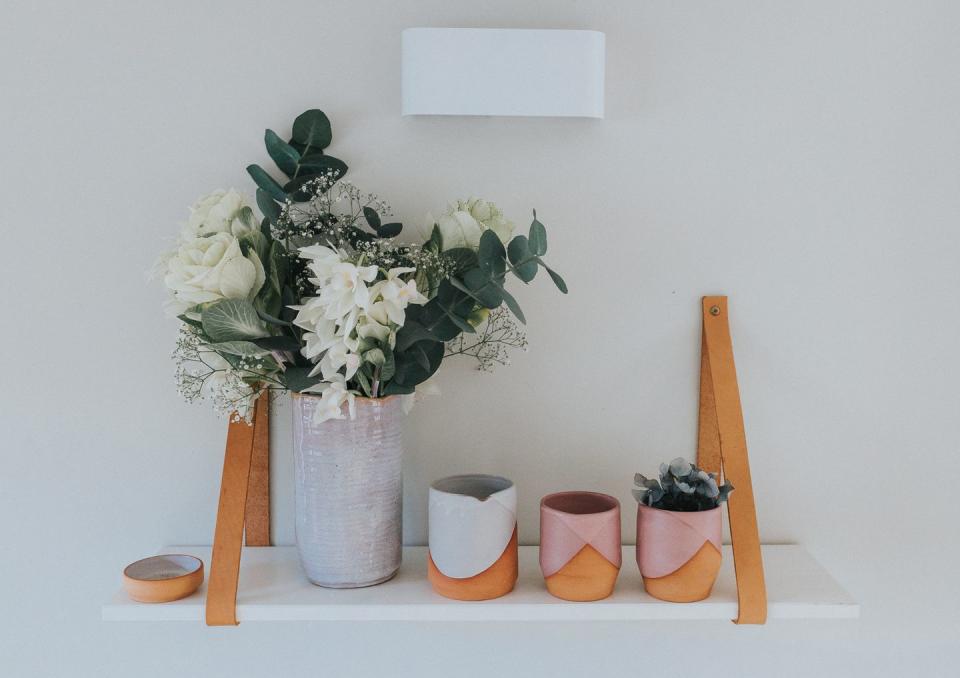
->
[444,307,528,372]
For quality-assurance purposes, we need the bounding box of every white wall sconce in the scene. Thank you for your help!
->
[401,28,605,118]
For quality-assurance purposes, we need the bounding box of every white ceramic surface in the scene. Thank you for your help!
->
[428,475,517,579]
[401,28,605,118]
[292,394,403,588]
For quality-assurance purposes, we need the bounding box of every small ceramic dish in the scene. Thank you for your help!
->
[122,554,204,603]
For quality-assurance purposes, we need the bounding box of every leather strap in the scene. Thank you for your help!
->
[244,396,271,546]
[205,394,270,626]
[697,297,767,624]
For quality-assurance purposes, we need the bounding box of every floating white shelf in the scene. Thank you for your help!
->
[102,545,857,622]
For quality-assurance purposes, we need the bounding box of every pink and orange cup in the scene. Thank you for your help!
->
[539,491,622,601]
[635,502,722,602]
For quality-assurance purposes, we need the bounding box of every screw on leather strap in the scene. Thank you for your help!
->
[697,297,767,624]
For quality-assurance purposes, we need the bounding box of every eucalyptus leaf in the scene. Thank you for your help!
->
[528,213,547,256]
[462,269,503,308]
[283,366,322,393]
[246,164,286,201]
[507,235,538,283]
[391,339,443,387]
[490,279,526,324]
[478,230,506,277]
[296,154,348,179]
[265,129,300,176]
[444,308,476,334]
[539,261,568,294]
[256,189,282,225]
[363,206,381,230]
[377,222,402,238]
[291,109,332,150]
[444,247,479,274]
[382,381,415,396]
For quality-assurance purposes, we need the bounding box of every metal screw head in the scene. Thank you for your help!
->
[710,305,721,316]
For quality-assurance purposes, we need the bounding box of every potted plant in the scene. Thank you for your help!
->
[158,108,567,588]
[632,457,733,602]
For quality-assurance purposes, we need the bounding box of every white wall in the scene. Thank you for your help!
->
[2,1,958,675]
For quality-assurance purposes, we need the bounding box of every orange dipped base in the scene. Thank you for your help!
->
[544,544,620,601]
[428,528,518,601]
[642,541,722,602]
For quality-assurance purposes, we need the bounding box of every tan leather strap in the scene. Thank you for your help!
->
[697,297,767,624]
[205,394,270,626]
[244,395,270,546]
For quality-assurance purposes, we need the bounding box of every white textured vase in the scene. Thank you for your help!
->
[291,393,403,588]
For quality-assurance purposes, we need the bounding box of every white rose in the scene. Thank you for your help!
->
[164,232,266,315]
[436,210,483,250]
[182,189,257,241]
[427,198,515,251]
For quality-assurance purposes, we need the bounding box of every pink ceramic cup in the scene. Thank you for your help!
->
[635,503,723,602]
[539,491,622,601]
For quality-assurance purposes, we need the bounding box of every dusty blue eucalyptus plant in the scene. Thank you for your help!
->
[632,457,733,512]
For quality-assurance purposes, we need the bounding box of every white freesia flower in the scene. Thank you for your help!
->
[164,232,266,315]
[297,314,338,361]
[182,189,257,241]
[357,316,392,346]
[318,261,378,320]
[310,339,361,381]
[303,376,356,424]
[368,267,427,326]
[293,250,424,393]
[300,244,343,283]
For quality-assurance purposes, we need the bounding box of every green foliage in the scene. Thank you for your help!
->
[264,129,300,175]
[202,299,270,342]
[246,164,286,201]
[291,109,332,150]
[188,108,571,400]
[632,457,734,512]
[282,366,323,393]
[208,340,271,357]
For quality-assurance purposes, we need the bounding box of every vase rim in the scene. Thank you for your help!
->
[636,502,722,515]
[541,491,620,516]
[430,474,514,500]
[290,392,401,405]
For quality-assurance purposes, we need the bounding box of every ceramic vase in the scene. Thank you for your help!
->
[427,474,518,600]
[635,503,722,602]
[291,393,403,588]
[539,491,622,601]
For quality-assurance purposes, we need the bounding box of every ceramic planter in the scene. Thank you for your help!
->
[427,474,518,600]
[291,394,403,588]
[635,503,722,602]
[540,492,621,601]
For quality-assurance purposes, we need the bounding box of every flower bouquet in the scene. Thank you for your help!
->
[158,109,567,587]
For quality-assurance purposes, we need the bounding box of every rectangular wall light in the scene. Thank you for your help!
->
[401,28,605,118]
